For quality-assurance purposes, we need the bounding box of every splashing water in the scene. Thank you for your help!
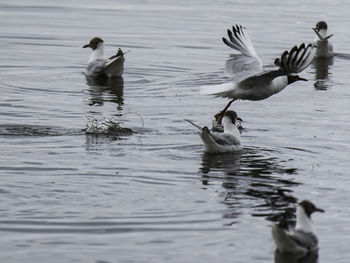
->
[85,115,133,137]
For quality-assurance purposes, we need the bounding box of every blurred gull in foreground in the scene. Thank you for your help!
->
[201,25,316,123]
[272,200,324,257]
[313,21,334,58]
[83,37,125,77]
[186,110,242,153]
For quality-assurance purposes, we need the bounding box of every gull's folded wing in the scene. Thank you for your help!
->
[85,59,108,76]
[271,225,308,255]
[211,133,240,146]
[289,230,319,252]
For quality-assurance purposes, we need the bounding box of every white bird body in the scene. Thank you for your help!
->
[83,37,124,77]
[186,111,242,153]
[314,39,333,58]
[272,200,324,256]
[88,42,104,63]
[201,25,316,122]
[295,205,315,234]
[313,21,334,58]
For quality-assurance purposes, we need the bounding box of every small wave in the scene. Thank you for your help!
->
[334,52,350,60]
[0,124,81,137]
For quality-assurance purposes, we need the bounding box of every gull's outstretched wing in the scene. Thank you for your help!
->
[274,43,316,74]
[223,25,263,81]
[224,54,263,81]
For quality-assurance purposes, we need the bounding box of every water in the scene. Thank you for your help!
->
[0,0,350,262]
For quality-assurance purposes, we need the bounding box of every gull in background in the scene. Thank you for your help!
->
[83,37,125,77]
[272,200,324,256]
[313,21,334,58]
[186,110,242,153]
[201,25,316,123]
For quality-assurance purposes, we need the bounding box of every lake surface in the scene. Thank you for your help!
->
[0,0,350,262]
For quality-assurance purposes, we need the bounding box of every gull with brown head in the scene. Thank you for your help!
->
[272,200,324,256]
[313,21,334,58]
[83,37,125,77]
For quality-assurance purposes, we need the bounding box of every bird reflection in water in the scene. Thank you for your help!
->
[85,75,124,108]
[84,75,132,146]
[199,147,299,224]
[312,57,334,90]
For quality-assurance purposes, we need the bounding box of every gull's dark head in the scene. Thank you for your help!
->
[83,37,104,50]
[287,74,308,84]
[222,110,242,124]
[315,21,328,32]
[313,21,333,40]
[299,200,325,218]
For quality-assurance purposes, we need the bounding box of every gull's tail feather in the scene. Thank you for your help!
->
[200,82,234,98]
[185,119,203,132]
[271,225,307,255]
[275,43,316,74]
[103,55,125,77]
[185,120,218,152]
[222,24,259,60]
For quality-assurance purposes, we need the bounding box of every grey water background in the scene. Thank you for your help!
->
[0,0,349,262]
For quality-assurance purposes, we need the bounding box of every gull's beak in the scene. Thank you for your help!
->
[298,76,308,81]
[315,206,325,213]
[325,34,334,40]
[236,117,243,122]
[83,44,90,48]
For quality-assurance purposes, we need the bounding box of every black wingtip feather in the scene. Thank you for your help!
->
[274,58,281,67]
[277,42,315,73]
[232,26,239,38]
[227,29,234,42]
[287,45,298,65]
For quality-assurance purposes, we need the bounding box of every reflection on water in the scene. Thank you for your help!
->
[274,250,318,263]
[85,75,124,108]
[84,75,129,145]
[312,57,334,90]
[200,147,299,223]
